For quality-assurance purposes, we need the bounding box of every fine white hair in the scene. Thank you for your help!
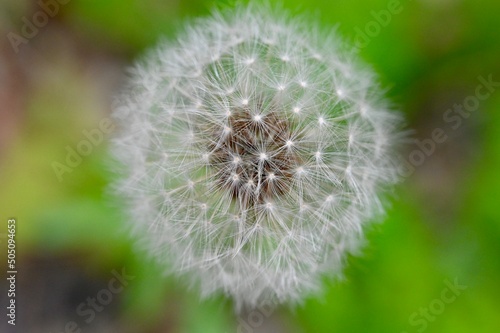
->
[111,3,403,310]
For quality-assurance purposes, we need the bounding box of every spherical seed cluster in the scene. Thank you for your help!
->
[112,5,402,310]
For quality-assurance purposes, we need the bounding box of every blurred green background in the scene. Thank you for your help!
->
[1,0,499,332]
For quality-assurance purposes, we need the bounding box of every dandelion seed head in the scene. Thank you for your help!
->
[112,3,403,310]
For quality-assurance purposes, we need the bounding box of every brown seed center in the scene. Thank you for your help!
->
[207,107,300,208]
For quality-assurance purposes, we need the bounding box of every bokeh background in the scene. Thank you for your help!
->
[1,0,499,332]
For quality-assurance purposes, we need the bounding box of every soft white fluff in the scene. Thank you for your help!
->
[111,4,402,310]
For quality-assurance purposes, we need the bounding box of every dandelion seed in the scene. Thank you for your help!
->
[112,3,403,311]
[281,55,290,62]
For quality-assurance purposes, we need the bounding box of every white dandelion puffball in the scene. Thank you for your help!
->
[112,5,402,310]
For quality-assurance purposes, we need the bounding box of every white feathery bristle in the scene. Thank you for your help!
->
[111,4,403,311]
